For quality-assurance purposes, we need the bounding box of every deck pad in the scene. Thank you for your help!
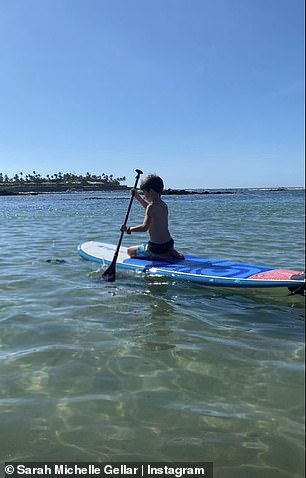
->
[125,256,272,279]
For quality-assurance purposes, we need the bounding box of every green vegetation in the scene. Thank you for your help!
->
[0,171,127,194]
[0,171,126,186]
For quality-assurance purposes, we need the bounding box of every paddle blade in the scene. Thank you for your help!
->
[102,262,116,282]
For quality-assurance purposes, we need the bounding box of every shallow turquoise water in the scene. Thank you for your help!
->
[0,190,304,478]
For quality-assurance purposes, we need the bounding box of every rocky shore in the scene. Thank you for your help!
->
[0,185,292,197]
[163,189,235,195]
[0,183,128,196]
[0,186,236,196]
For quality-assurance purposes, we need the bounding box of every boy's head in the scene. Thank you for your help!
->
[140,174,164,194]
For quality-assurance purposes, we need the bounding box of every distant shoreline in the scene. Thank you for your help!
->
[0,184,302,196]
[0,183,128,196]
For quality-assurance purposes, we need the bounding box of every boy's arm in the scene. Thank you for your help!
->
[133,189,148,209]
[130,204,152,232]
[121,204,152,233]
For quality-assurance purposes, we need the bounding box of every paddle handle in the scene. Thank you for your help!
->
[114,169,143,257]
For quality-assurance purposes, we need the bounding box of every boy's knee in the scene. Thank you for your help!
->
[127,247,136,257]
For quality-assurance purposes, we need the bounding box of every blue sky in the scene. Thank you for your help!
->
[0,0,304,189]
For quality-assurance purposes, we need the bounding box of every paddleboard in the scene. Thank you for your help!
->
[78,241,305,292]
[78,241,305,291]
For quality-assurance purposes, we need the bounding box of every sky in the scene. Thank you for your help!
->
[0,0,304,189]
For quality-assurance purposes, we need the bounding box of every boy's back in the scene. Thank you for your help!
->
[146,198,171,244]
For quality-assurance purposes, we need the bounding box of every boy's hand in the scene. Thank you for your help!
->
[120,224,131,234]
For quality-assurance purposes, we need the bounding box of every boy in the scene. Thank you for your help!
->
[121,174,184,259]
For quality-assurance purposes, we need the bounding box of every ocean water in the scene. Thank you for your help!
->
[0,189,304,478]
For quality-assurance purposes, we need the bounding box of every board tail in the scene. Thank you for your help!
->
[288,273,305,296]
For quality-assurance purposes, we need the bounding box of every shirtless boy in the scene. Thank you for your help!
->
[121,174,184,260]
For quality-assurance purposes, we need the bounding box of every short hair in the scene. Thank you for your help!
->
[140,174,164,194]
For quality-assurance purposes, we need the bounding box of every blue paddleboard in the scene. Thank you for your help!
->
[78,242,305,291]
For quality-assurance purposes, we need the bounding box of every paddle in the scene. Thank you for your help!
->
[102,168,143,282]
